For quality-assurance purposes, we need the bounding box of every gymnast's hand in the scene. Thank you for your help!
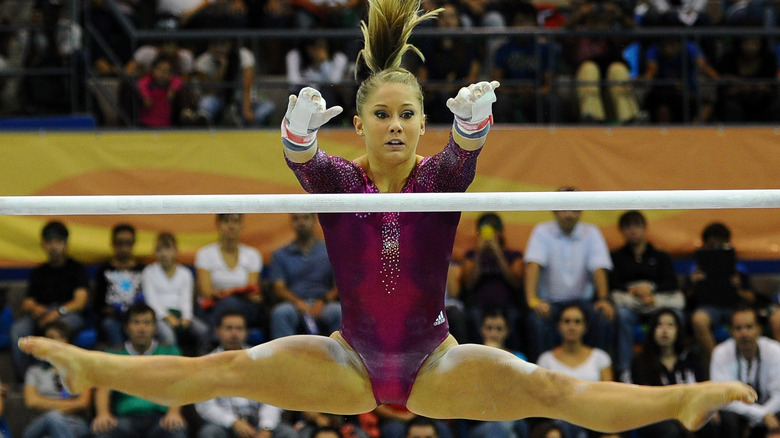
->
[281,87,343,149]
[447,81,500,139]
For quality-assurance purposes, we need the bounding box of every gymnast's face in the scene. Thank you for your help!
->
[353,82,425,166]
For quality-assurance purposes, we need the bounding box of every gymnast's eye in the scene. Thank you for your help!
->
[401,111,415,119]
[375,111,388,119]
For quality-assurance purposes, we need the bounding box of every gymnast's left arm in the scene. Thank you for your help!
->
[446,80,500,151]
[281,86,343,163]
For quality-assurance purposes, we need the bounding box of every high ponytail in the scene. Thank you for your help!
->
[357,0,439,74]
[355,0,442,116]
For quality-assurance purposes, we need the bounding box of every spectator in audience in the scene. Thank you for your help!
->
[93,223,145,348]
[194,39,275,127]
[686,222,757,362]
[123,33,196,126]
[610,210,684,376]
[524,188,615,362]
[537,303,617,438]
[627,308,715,438]
[91,303,188,438]
[563,0,640,124]
[715,35,780,123]
[17,0,83,113]
[470,307,529,438]
[418,2,481,124]
[492,5,555,124]
[137,55,185,128]
[642,32,719,123]
[269,213,340,339]
[195,310,297,438]
[286,37,351,123]
[142,232,209,354]
[195,214,265,331]
[461,213,524,349]
[23,321,92,438]
[710,306,780,438]
[11,221,88,381]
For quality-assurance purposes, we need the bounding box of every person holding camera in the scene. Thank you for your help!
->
[461,213,524,349]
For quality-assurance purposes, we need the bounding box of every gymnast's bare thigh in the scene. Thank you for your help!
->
[406,334,541,420]
[240,331,377,414]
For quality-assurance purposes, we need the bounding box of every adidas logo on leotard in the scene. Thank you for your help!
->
[433,311,445,326]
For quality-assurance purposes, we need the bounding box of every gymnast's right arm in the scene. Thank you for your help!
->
[281,86,343,163]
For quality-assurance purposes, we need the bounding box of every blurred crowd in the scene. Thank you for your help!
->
[2,204,780,438]
[1,0,780,126]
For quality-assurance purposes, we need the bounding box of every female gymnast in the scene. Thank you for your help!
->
[20,0,755,434]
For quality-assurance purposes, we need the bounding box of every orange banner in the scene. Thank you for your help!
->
[1,126,779,268]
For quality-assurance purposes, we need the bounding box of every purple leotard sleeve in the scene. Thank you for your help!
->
[286,135,480,404]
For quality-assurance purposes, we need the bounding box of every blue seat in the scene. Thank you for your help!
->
[0,115,96,131]
[73,328,98,349]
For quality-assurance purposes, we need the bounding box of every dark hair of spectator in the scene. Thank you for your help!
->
[156,232,177,249]
[41,220,69,241]
[42,320,72,342]
[124,302,156,324]
[112,223,136,240]
[618,210,646,229]
[701,222,731,242]
[216,309,247,328]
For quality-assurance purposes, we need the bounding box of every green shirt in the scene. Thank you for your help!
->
[108,343,180,416]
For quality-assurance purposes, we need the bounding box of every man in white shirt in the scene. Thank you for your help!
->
[195,310,297,438]
[710,306,780,438]
[524,189,616,362]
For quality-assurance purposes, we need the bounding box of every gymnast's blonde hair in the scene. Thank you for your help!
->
[355,0,441,116]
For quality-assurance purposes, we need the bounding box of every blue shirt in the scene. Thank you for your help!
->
[646,41,702,91]
[268,239,334,301]
[524,221,613,302]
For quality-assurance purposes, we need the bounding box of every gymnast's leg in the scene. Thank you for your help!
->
[407,336,756,433]
[18,332,377,414]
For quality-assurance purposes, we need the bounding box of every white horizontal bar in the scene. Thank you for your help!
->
[1,190,779,215]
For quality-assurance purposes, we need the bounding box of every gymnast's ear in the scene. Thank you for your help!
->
[354,115,364,136]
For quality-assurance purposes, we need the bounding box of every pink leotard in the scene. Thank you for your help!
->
[286,135,480,405]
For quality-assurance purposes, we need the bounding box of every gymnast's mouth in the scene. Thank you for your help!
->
[385,139,405,148]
